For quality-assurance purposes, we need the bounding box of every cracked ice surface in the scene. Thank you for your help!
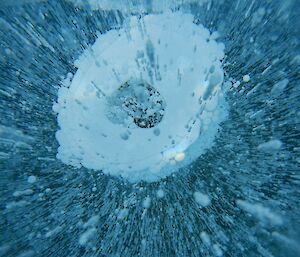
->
[0,1,300,257]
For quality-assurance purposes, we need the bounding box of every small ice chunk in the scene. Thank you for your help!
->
[271,78,289,96]
[27,175,37,183]
[194,191,211,207]
[117,208,129,220]
[258,139,282,152]
[83,215,99,228]
[233,81,240,88]
[6,200,28,209]
[156,189,165,198]
[200,231,211,245]
[290,54,300,65]
[237,200,283,225]
[194,192,210,207]
[142,196,151,208]
[213,244,223,256]
[141,239,146,246]
[79,228,96,246]
[13,189,34,197]
[243,74,250,82]
[4,48,12,55]
[45,226,61,238]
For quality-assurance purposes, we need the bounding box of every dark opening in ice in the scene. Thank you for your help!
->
[106,79,166,128]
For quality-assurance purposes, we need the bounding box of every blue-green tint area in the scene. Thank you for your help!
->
[0,1,299,256]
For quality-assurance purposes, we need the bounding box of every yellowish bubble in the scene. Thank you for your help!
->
[175,152,185,162]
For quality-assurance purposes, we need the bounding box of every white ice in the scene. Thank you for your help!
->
[54,12,228,182]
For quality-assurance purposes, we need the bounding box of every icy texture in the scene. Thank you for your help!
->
[69,0,210,13]
[54,12,227,182]
[0,1,300,257]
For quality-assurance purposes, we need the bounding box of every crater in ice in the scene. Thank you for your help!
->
[53,12,228,182]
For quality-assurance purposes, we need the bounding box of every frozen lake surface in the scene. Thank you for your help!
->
[0,0,299,256]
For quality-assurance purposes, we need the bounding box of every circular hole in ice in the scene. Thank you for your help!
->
[105,79,166,129]
[53,12,229,183]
